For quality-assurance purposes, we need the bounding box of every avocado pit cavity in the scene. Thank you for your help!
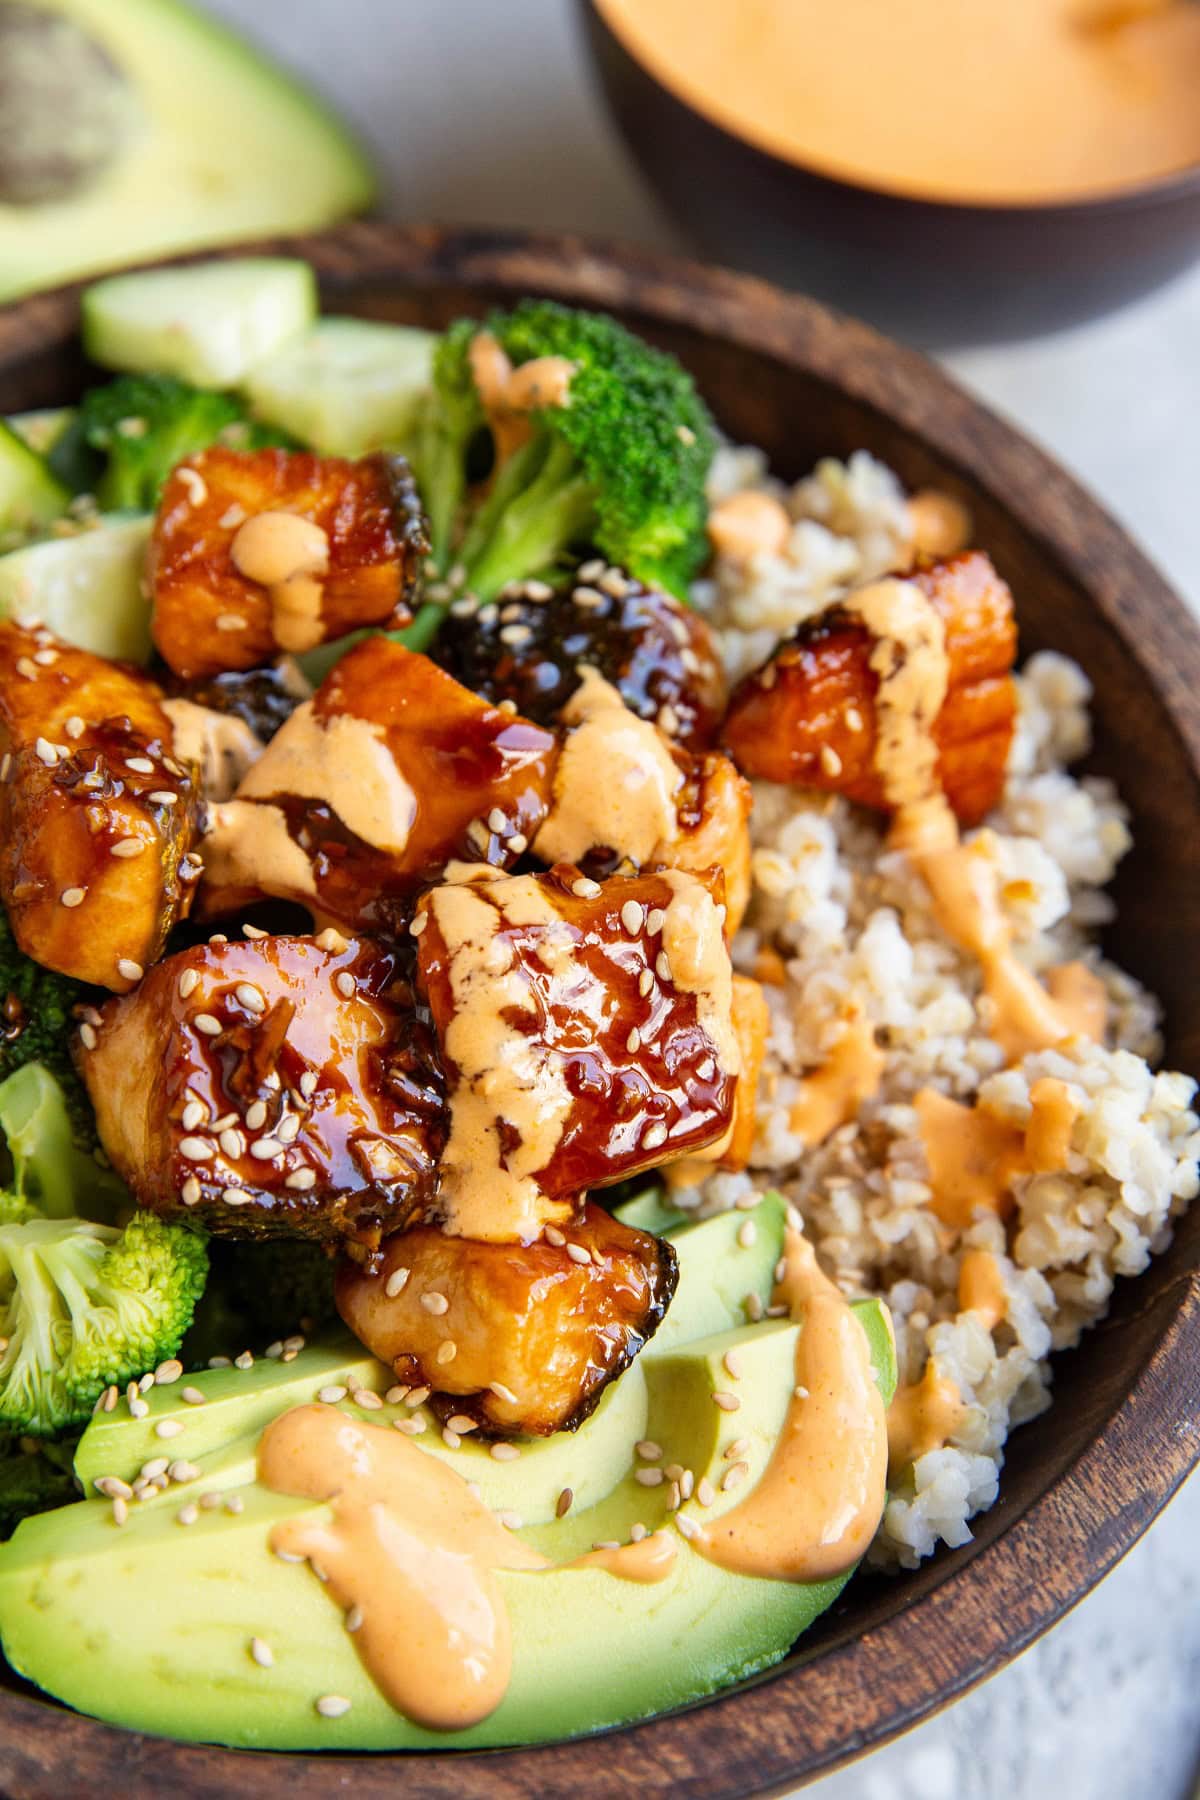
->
[0,2,138,206]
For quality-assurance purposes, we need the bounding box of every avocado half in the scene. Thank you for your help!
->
[0,0,374,301]
[0,1194,897,1750]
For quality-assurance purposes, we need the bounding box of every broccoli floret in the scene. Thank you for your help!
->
[0,906,96,1152]
[53,373,293,511]
[0,1433,78,1537]
[0,1211,208,1436]
[403,301,715,625]
[0,1065,124,1223]
[182,1237,336,1364]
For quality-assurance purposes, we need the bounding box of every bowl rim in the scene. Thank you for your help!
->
[587,0,1200,218]
[0,219,1198,1797]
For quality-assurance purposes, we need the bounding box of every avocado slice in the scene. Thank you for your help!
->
[0,1,373,303]
[0,1200,896,1748]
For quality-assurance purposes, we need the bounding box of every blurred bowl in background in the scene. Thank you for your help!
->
[581,0,1200,346]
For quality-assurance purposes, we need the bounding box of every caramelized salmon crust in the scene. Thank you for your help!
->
[721,551,1017,825]
[335,1203,679,1436]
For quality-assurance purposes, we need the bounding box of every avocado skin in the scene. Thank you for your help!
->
[0,1196,897,1749]
[0,0,374,302]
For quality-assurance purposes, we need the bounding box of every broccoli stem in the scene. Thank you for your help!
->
[462,436,598,604]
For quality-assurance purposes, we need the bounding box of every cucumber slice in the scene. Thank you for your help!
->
[243,317,435,456]
[0,514,152,662]
[0,421,69,542]
[82,258,318,390]
[7,409,75,459]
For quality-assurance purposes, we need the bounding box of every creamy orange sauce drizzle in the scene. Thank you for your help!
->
[468,331,576,466]
[596,0,1200,206]
[957,1247,1007,1328]
[887,1360,969,1477]
[692,1226,887,1582]
[238,702,418,854]
[915,1078,1081,1228]
[162,697,262,802]
[788,1017,885,1147]
[230,510,329,654]
[707,489,792,563]
[567,1530,678,1583]
[261,1405,547,1731]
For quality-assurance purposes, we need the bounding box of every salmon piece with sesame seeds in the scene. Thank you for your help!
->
[148,446,428,681]
[0,621,201,991]
[196,638,558,934]
[721,551,1017,826]
[76,932,446,1248]
[335,1202,678,1436]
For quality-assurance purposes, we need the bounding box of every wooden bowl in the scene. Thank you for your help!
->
[581,0,1200,346]
[1,222,1198,1797]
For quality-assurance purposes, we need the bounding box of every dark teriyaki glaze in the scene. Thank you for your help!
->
[433,566,727,750]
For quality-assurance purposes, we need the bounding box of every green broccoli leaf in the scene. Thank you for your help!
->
[0,1064,124,1222]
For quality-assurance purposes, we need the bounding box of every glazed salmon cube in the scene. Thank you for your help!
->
[196,639,558,934]
[0,622,200,991]
[415,865,740,1243]
[149,446,427,680]
[76,933,445,1249]
[721,551,1017,825]
[335,1202,678,1436]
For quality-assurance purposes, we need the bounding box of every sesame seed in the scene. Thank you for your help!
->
[794,1385,810,1400]
[179,1136,214,1162]
[139,1371,156,1393]
[117,958,144,982]
[276,1113,300,1144]
[178,969,199,999]
[181,1387,206,1405]
[110,839,144,859]
[737,1220,758,1250]
[168,1460,200,1483]
[506,832,528,854]
[250,1637,274,1668]
[333,970,357,1001]
[126,756,155,775]
[655,952,672,983]
[846,705,865,732]
[638,968,654,998]
[497,1511,523,1531]
[571,877,601,899]
[488,1380,520,1405]
[285,1168,316,1190]
[101,1385,118,1412]
[420,1291,449,1315]
[315,1696,351,1720]
[394,1416,426,1435]
[34,737,58,766]
[318,1386,347,1405]
[544,1224,566,1247]
[15,657,36,680]
[409,912,428,937]
[94,1476,133,1500]
[490,1441,520,1461]
[565,1243,591,1266]
[78,1021,97,1051]
[657,704,680,737]
[225,1494,244,1514]
[630,1522,648,1543]
[572,585,605,609]
[405,1386,431,1408]
[129,1398,149,1420]
[712,1391,741,1412]
[626,1027,641,1055]
[697,1478,716,1508]
[354,1390,383,1411]
[208,1357,232,1369]
[218,1128,244,1160]
[242,922,268,939]
[722,1461,750,1492]
[436,1341,457,1365]
[344,1605,364,1634]
[181,1177,201,1207]
[679,1469,695,1500]
[235,983,265,1013]
[819,744,844,777]
[723,1349,743,1380]
[60,885,87,909]
[155,1419,184,1440]
[243,1100,268,1132]
[283,1335,305,1353]
[250,1137,283,1159]
[234,1351,254,1370]
[385,1267,410,1298]
[181,1100,205,1132]
[149,790,178,806]
[216,613,246,632]
[642,1122,668,1151]
[299,1071,318,1099]
[112,1497,128,1526]
[178,468,208,505]
[193,1013,221,1036]
[385,1385,410,1404]
[676,1514,699,1540]
[199,1491,222,1510]
[635,1467,663,1487]
[64,715,84,739]
[744,1292,765,1322]
[315,927,349,954]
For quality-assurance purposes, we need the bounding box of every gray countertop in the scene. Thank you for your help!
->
[206,5,1200,1793]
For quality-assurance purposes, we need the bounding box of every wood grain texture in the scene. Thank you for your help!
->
[0,222,1198,1797]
